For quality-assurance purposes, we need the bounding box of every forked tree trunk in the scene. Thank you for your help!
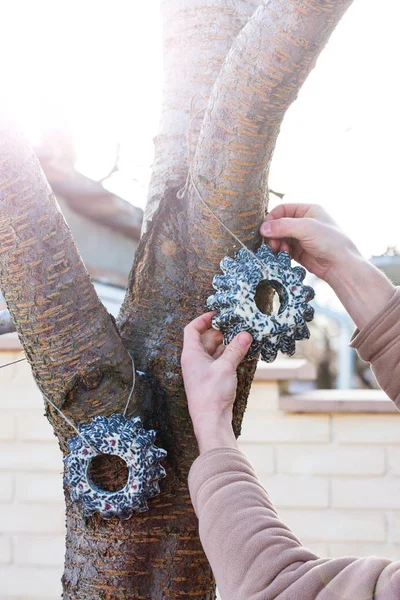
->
[0,1,353,598]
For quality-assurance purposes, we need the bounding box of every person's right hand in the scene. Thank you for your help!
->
[259,203,361,283]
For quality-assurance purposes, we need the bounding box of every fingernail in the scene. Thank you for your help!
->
[261,222,272,235]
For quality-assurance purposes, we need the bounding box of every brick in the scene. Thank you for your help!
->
[14,535,65,567]
[247,382,279,412]
[0,537,12,563]
[0,504,65,534]
[259,475,329,508]
[16,412,55,442]
[329,542,400,560]
[0,473,13,502]
[0,565,62,597]
[15,473,64,503]
[388,446,400,476]
[0,443,62,472]
[387,512,400,543]
[0,352,22,383]
[333,414,400,444]
[276,444,385,476]
[238,443,274,474]
[278,509,385,542]
[240,413,330,443]
[332,478,400,509]
[0,412,15,441]
[0,380,43,410]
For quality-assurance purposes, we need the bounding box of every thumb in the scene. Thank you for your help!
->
[260,217,315,241]
[220,332,252,369]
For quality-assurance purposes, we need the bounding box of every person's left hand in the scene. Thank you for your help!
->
[181,312,252,453]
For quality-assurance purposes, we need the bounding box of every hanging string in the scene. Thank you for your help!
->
[0,356,26,370]
[123,353,135,417]
[0,349,135,450]
[39,387,99,454]
[177,95,269,278]
[35,352,136,453]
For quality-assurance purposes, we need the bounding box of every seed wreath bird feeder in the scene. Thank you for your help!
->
[207,244,315,362]
[64,414,167,520]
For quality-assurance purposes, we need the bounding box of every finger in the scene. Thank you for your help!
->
[260,217,318,241]
[263,204,308,224]
[279,239,291,254]
[261,204,335,237]
[181,311,215,362]
[264,205,288,221]
[212,343,225,360]
[184,311,214,340]
[289,239,304,263]
[201,328,224,356]
[265,203,324,221]
[266,238,280,253]
[218,332,252,370]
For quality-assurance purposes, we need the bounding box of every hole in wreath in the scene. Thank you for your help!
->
[255,279,288,316]
[87,454,129,492]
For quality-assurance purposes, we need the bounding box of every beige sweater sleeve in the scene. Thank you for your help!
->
[188,290,400,600]
[350,286,400,409]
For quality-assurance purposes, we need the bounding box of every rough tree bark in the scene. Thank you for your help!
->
[0,1,353,598]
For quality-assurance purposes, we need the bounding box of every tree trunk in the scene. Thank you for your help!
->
[0,1,353,598]
[143,0,264,232]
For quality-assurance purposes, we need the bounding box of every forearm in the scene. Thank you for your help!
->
[189,448,399,600]
[193,413,238,454]
[326,251,400,406]
[325,251,396,329]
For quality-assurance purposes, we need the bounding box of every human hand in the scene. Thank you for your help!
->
[260,203,361,283]
[181,312,252,454]
[260,203,395,329]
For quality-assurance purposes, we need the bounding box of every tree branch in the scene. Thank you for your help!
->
[189,0,354,274]
[0,125,133,448]
[143,0,264,231]
[0,309,16,335]
[119,0,267,434]
[184,0,353,432]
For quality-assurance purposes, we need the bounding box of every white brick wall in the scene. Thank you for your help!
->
[276,444,386,475]
[0,414,15,441]
[0,444,63,472]
[241,413,330,443]
[259,474,329,508]
[0,473,14,502]
[2,352,400,599]
[328,542,400,560]
[277,509,386,542]
[0,566,62,597]
[388,446,400,476]
[333,414,400,444]
[15,473,64,503]
[0,537,12,564]
[0,353,65,599]
[0,505,65,535]
[239,443,275,474]
[13,536,65,566]
[238,379,400,562]
[332,478,400,509]
[386,512,400,543]
[16,412,56,443]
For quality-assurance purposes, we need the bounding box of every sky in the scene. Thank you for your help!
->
[1,0,399,259]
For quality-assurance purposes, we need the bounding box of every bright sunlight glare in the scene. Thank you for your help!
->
[0,0,399,259]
